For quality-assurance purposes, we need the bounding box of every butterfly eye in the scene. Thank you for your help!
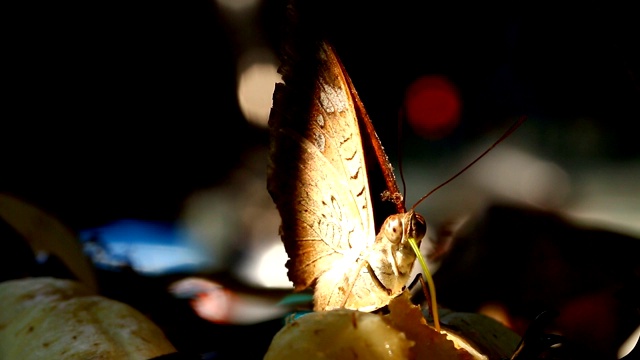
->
[383,215,404,244]
[406,212,427,243]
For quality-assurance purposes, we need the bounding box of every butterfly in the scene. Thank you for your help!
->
[267,28,428,311]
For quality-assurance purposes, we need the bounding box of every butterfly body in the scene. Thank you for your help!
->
[268,39,427,312]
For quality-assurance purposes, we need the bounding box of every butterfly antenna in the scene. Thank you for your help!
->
[411,116,527,211]
[397,107,408,209]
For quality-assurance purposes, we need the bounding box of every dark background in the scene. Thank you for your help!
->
[3,0,639,358]
[3,0,639,230]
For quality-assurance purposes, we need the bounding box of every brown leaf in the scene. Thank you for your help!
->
[385,291,475,360]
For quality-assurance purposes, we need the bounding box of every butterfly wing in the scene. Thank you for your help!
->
[339,47,406,219]
[268,40,380,310]
[267,1,409,311]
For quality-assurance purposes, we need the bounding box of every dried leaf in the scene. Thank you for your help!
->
[385,291,476,360]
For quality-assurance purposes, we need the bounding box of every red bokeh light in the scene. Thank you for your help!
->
[404,75,461,140]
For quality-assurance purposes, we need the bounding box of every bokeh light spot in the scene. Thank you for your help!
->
[404,75,461,140]
[237,48,281,128]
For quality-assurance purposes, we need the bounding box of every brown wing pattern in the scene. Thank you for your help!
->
[266,0,421,311]
[269,40,400,310]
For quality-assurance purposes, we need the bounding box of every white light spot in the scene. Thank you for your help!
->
[618,325,639,359]
[468,145,571,209]
[235,237,292,289]
[215,0,259,13]
[236,48,281,128]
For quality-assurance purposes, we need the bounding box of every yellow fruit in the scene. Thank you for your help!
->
[0,277,176,360]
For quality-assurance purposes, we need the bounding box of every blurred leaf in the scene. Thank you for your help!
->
[0,193,97,291]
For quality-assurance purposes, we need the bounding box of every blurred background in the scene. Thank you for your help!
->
[2,0,639,358]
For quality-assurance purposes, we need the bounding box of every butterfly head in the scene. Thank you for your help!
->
[380,210,427,245]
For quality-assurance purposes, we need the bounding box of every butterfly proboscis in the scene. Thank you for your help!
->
[399,116,527,331]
